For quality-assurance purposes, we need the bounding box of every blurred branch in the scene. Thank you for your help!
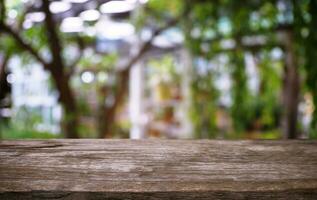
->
[0,1,48,69]
[99,7,190,138]
[0,23,48,66]
[17,9,29,30]
[41,0,64,70]
[101,7,190,137]
[113,16,183,109]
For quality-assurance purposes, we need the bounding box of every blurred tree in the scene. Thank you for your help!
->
[98,0,189,138]
[0,0,187,138]
[0,0,80,138]
[1,0,316,139]
[171,0,316,138]
[148,0,317,139]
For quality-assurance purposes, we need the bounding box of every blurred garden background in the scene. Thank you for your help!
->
[0,0,316,139]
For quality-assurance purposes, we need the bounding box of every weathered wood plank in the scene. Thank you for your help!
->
[0,139,317,199]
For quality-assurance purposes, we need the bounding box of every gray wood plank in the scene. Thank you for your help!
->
[0,139,317,199]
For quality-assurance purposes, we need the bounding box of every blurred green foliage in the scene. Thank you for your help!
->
[1,0,317,139]
[0,125,58,139]
[0,106,59,139]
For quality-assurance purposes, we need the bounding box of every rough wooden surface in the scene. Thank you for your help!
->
[0,139,317,199]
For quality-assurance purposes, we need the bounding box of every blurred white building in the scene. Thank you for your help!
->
[8,56,62,133]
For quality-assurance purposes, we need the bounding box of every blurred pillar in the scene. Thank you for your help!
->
[129,61,145,139]
[179,49,193,138]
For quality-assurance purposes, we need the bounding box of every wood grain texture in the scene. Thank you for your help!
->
[0,139,317,199]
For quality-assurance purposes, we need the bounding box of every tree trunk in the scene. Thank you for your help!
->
[42,0,79,138]
[100,108,116,138]
[98,71,129,139]
[49,66,79,138]
[281,31,300,139]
